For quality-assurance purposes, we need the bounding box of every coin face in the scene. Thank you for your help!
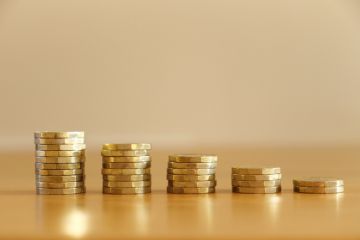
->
[167,187,215,194]
[103,187,151,194]
[167,174,215,181]
[232,180,281,187]
[102,143,151,150]
[35,175,84,182]
[169,154,217,163]
[102,156,151,163]
[103,174,151,182]
[35,144,86,151]
[168,180,216,188]
[35,156,85,164]
[232,174,282,181]
[167,168,216,175]
[102,162,151,169]
[35,163,83,170]
[294,186,344,194]
[36,187,85,195]
[35,150,85,157]
[35,169,84,176]
[34,138,85,145]
[36,182,84,189]
[232,167,281,175]
[168,162,217,169]
[232,186,281,194]
[101,150,150,157]
[293,177,344,187]
[102,168,150,175]
[103,181,151,188]
[34,131,84,139]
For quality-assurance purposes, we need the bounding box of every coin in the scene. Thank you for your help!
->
[102,162,151,169]
[102,156,151,163]
[36,182,84,189]
[35,150,85,157]
[34,131,84,139]
[36,187,85,195]
[101,149,150,157]
[103,181,151,188]
[35,169,84,176]
[232,174,282,181]
[34,138,85,145]
[294,186,344,194]
[167,187,215,194]
[168,162,217,169]
[232,180,281,187]
[168,180,216,188]
[102,143,151,150]
[103,187,151,194]
[293,177,344,187]
[35,156,85,164]
[232,167,281,175]
[103,174,151,182]
[232,186,281,194]
[102,168,150,175]
[167,174,216,181]
[169,154,217,163]
[167,168,216,175]
[35,144,86,151]
[36,175,84,182]
[35,163,83,170]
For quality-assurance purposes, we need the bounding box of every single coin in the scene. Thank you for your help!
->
[102,168,150,175]
[35,163,83,170]
[34,138,85,145]
[103,181,151,188]
[232,186,281,194]
[35,144,86,151]
[168,162,217,169]
[168,180,216,188]
[35,169,84,176]
[102,162,151,169]
[36,187,85,195]
[232,167,281,175]
[35,175,84,182]
[167,174,215,181]
[35,156,85,164]
[35,150,85,157]
[101,149,150,157]
[293,177,344,187]
[36,181,84,189]
[102,143,151,150]
[232,174,282,181]
[102,156,151,163]
[294,186,344,194]
[169,154,217,163]
[103,187,151,194]
[167,187,215,194]
[232,180,281,187]
[167,168,216,175]
[34,131,84,139]
[103,174,151,182]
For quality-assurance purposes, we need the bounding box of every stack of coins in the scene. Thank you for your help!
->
[101,143,151,194]
[167,154,218,194]
[232,167,282,194]
[293,177,344,194]
[34,131,86,195]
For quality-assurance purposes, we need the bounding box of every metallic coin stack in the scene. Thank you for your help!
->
[167,154,218,194]
[101,143,152,194]
[34,131,86,195]
[293,177,344,194]
[232,167,282,194]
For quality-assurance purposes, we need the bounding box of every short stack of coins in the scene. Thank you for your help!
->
[34,131,86,195]
[232,167,282,194]
[101,143,151,194]
[167,154,218,194]
[293,177,344,194]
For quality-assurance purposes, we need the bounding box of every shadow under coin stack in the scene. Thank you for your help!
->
[293,177,344,194]
[167,154,218,194]
[232,167,282,194]
[34,131,86,195]
[101,144,152,194]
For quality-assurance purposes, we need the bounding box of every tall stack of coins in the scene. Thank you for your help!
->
[293,177,344,194]
[232,167,282,194]
[101,143,151,194]
[167,154,217,194]
[34,131,86,195]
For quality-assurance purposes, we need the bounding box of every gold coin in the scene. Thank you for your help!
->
[36,181,84,189]
[34,138,85,145]
[103,187,151,194]
[101,149,150,157]
[168,162,217,169]
[168,180,216,188]
[35,163,83,170]
[167,174,215,181]
[103,174,151,182]
[294,186,344,194]
[102,162,151,169]
[35,156,85,164]
[167,187,215,194]
[35,150,85,157]
[36,187,85,195]
[35,144,86,151]
[232,186,281,194]
[169,154,217,163]
[34,131,84,139]
[167,168,216,175]
[232,167,281,175]
[102,168,150,175]
[102,156,151,163]
[102,143,151,150]
[35,175,84,182]
[293,177,344,187]
[103,181,151,188]
[35,169,84,176]
[232,174,282,181]
[232,180,281,187]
